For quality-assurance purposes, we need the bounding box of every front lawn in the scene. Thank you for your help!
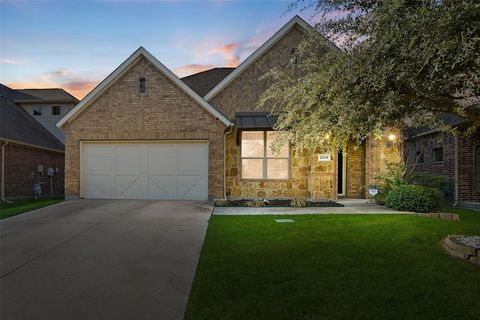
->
[186,209,480,320]
[0,198,63,219]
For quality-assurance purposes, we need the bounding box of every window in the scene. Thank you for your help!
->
[416,151,424,164]
[290,48,299,65]
[433,147,443,162]
[52,106,61,115]
[138,77,148,95]
[32,106,42,116]
[241,131,290,179]
[475,146,480,192]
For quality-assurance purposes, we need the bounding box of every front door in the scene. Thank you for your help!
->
[337,150,346,196]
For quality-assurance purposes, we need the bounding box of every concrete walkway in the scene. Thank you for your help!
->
[213,199,412,215]
[0,200,212,320]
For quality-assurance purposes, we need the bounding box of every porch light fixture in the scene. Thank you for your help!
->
[387,134,396,142]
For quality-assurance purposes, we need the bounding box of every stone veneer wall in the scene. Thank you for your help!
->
[346,144,366,198]
[364,130,402,197]
[63,56,226,199]
[225,131,348,200]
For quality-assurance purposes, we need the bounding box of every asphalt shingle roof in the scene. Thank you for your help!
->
[181,67,235,97]
[0,84,65,150]
[16,88,79,103]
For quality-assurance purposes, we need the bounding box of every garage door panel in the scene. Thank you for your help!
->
[148,145,177,173]
[86,174,113,198]
[115,174,145,197]
[83,142,207,200]
[148,175,177,199]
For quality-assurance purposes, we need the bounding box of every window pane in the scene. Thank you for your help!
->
[241,132,264,157]
[52,106,61,115]
[433,147,443,162]
[267,131,289,158]
[242,159,264,179]
[32,106,42,116]
[267,159,289,179]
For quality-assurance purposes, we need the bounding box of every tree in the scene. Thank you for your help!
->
[259,0,480,149]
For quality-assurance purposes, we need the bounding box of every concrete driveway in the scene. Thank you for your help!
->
[0,200,212,320]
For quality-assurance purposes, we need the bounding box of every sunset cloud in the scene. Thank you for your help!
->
[8,79,98,100]
[173,64,216,77]
[206,43,240,67]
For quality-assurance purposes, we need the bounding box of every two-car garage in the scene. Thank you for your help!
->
[81,141,208,200]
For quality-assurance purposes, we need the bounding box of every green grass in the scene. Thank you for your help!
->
[186,209,480,320]
[0,198,63,219]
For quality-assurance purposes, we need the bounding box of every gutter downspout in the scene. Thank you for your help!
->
[223,126,234,200]
[454,135,459,207]
[1,141,8,202]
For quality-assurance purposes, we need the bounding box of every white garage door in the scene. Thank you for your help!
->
[82,142,208,200]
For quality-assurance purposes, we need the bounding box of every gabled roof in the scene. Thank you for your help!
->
[0,91,64,152]
[16,88,79,103]
[0,83,40,101]
[181,67,235,97]
[204,15,336,101]
[57,47,232,128]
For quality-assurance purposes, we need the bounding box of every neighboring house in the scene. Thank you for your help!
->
[14,88,78,143]
[0,84,65,199]
[405,115,480,209]
[57,15,398,201]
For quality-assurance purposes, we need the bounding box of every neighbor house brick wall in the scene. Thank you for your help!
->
[1,142,64,198]
[404,133,456,180]
[404,128,480,204]
[63,56,226,199]
[210,25,311,119]
[458,129,480,202]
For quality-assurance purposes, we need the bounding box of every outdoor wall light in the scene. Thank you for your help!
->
[387,134,396,142]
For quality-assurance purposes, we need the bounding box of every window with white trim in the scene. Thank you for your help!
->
[241,131,290,179]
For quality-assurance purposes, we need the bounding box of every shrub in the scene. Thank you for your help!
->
[290,197,307,207]
[245,200,266,207]
[406,174,454,203]
[385,184,444,212]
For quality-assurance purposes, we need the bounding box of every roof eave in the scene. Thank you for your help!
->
[57,47,233,129]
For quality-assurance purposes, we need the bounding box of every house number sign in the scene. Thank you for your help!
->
[317,154,331,161]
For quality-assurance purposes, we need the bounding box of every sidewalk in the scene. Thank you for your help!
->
[213,199,412,215]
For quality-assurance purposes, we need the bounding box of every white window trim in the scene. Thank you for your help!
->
[240,131,291,180]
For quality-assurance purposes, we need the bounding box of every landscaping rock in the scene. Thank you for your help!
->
[443,235,480,266]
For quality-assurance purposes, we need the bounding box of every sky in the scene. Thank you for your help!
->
[0,0,317,99]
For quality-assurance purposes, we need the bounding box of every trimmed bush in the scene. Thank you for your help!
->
[406,174,454,203]
[385,184,444,212]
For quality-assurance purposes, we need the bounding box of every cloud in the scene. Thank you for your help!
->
[206,43,240,67]
[0,59,17,64]
[173,64,216,77]
[48,69,73,77]
[7,79,98,100]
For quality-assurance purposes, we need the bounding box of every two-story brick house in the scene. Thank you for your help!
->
[57,16,399,201]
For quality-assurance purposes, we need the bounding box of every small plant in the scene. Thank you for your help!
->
[385,184,444,213]
[406,174,455,203]
[290,197,307,207]
[245,200,266,207]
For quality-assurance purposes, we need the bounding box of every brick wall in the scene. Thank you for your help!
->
[63,56,226,199]
[1,142,64,198]
[404,128,480,203]
[458,129,480,202]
